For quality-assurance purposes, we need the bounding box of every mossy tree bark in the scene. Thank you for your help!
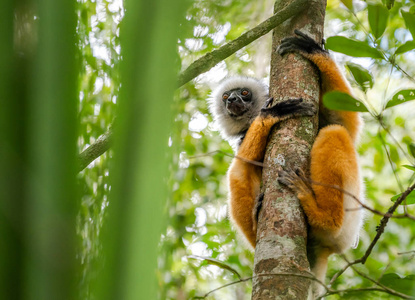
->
[252,0,326,299]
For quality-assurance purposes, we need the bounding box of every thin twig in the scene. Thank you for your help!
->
[329,183,415,284]
[397,250,415,255]
[360,182,415,264]
[192,272,325,299]
[320,287,414,299]
[192,277,252,299]
[349,264,413,299]
[187,255,242,280]
[379,118,415,167]
[378,129,404,191]
[303,178,415,221]
[188,150,264,167]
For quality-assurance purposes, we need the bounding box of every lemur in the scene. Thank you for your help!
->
[208,30,364,295]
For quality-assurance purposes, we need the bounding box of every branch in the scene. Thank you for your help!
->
[77,0,309,172]
[177,0,309,87]
[348,264,414,299]
[193,270,413,300]
[360,182,415,264]
[305,178,415,221]
[187,255,242,280]
[78,128,113,172]
[330,183,415,285]
[320,287,414,300]
[193,272,323,300]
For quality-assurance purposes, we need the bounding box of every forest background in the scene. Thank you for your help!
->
[2,0,415,299]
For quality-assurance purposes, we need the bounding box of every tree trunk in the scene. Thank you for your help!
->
[252,0,326,299]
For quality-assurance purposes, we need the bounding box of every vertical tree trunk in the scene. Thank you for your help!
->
[252,0,326,299]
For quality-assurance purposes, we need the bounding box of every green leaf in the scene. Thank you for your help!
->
[410,143,415,158]
[395,40,415,55]
[383,0,395,10]
[346,62,374,92]
[402,10,415,39]
[385,89,415,108]
[323,91,369,112]
[391,190,415,205]
[368,4,389,40]
[340,0,353,11]
[379,274,415,294]
[326,36,383,59]
[403,165,415,171]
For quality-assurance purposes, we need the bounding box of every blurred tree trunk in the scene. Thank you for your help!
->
[0,0,79,299]
[252,0,326,299]
[91,0,186,300]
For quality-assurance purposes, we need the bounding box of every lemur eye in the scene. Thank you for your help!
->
[222,94,229,100]
[241,89,249,96]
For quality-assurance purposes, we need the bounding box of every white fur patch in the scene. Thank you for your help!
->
[207,76,269,143]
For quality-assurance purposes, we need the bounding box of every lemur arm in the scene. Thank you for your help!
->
[278,31,364,296]
[228,98,315,248]
[278,30,362,143]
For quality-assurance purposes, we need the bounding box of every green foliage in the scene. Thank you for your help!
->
[379,273,415,295]
[385,89,415,109]
[391,190,415,204]
[402,10,415,39]
[395,40,415,55]
[323,91,369,112]
[325,36,384,58]
[340,0,353,11]
[37,0,415,299]
[165,0,415,299]
[368,3,389,40]
[346,62,374,92]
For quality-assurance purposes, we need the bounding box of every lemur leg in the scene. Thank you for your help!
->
[278,30,362,142]
[278,124,360,292]
[279,125,359,234]
[228,98,316,248]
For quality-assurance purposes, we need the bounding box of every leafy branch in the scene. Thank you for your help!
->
[77,0,309,172]
[177,0,308,86]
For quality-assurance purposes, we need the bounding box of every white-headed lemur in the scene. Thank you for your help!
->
[207,30,364,296]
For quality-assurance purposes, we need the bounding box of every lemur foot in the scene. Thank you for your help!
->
[278,168,314,197]
[260,98,316,119]
[278,29,327,56]
[252,192,264,233]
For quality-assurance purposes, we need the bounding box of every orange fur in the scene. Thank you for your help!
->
[282,48,364,296]
[228,116,280,247]
[226,41,363,297]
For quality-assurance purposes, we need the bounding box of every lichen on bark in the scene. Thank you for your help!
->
[252,0,327,299]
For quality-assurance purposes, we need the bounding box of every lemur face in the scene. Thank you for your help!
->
[222,88,252,117]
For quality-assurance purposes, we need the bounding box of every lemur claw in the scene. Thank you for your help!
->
[261,98,316,118]
[263,97,274,109]
[278,30,326,56]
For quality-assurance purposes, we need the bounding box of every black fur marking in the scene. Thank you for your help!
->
[254,192,264,224]
[237,130,248,146]
[278,30,327,56]
[260,98,316,118]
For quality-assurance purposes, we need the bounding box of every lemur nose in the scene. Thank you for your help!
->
[227,96,237,103]
[227,92,238,103]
